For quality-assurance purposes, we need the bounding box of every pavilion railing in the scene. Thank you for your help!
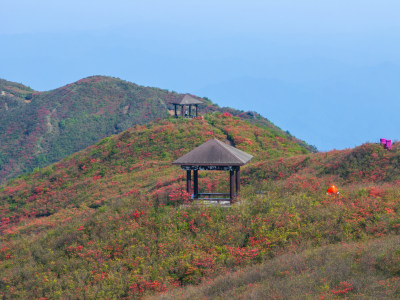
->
[191,192,236,201]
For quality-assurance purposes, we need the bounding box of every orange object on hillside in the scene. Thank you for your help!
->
[327,185,339,195]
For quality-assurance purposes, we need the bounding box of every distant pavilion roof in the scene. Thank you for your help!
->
[171,94,204,105]
[172,138,253,166]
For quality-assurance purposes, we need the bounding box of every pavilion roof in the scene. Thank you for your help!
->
[171,94,204,105]
[172,138,253,166]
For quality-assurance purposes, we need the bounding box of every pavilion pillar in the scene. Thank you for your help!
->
[230,170,235,200]
[189,105,192,117]
[174,104,177,117]
[236,167,240,195]
[181,105,184,117]
[186,170,192,194]
[195,105,198,117]
[193,170,199,196]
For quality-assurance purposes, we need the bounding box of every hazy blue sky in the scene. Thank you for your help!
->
[1,1,400,150]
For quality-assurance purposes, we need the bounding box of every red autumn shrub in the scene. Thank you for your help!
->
[168,188,191,204]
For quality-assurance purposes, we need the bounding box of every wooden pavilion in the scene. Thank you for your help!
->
[171,94,203,118]
[172,138,253,202]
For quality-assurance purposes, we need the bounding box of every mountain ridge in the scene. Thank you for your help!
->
[0,75,315,182]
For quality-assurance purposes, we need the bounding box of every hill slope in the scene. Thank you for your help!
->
[156,143,400,298]
[0,113,311,298]
[157,235,400,299]
[1,113,400,298]
[0,76,171,181]
[0,76,315,182]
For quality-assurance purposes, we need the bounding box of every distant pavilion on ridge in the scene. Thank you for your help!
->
[172,138,253,202]
[171,94,203,118]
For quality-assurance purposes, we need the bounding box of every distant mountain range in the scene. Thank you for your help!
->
[0,76,315,182]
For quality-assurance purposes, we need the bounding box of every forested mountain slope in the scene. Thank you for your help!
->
[0,76,314,182]
[0,76,171,181]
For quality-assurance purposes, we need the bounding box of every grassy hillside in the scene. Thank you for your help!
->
[0,79,34,105]
[2,113,398,298]
[1,113,400,298]
[0,76,314,183]
[156,143,400,299]
[0,113,312,298]
[157,235,400,299]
